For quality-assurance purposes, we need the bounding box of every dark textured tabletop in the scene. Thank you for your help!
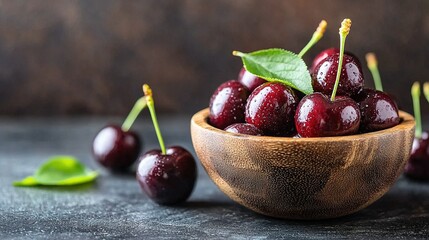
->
[1,116,428,239]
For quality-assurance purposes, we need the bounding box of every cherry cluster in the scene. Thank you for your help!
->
[92,84,197,205]
[208,28,400,138]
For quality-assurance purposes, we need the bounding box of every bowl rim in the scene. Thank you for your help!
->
[191,108,415,143]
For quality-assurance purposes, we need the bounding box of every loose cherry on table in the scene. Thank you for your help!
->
[209,80,249,130]
[405,131,429,181]
[224,123,263,136]
[404,82,429,180]
[295,19,361,138]
[245,82,298,136]
[92,97,146,171]
[136,84,197,204]
[137,146,197,204]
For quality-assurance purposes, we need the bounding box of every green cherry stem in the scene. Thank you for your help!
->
[365,53,383,91]
[143,84,166,155]
[412,82,422,139]
[298,20,327,58]
[331,19,351,101]
[121,97,147,132]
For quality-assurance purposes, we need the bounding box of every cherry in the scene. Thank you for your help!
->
[295,19,361,138]
[92,125,141,170]
[209,80,249,130]
[310,48,339,74]
[137,84,197,204]
[237,68,267,92]
[310,48,361,74]
[137,146,197,204]
[405,131,429,181]
[224,123,263,136]
[312,52,364,97]
[295,93,360,137]
[365,52,400,109]
[245,82,298,136]
[404,82,429,180]
[92,97,146,171]
[354,88,400,132]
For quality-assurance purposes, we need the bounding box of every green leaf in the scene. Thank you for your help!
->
[13,176,39,186]
[234,49,314,94]
[13,156,98,187]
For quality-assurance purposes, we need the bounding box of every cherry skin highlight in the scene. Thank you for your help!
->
[224,123,263,136]
[209,80,249,129]
[354,88,400,132]
[238,67,267,92]
[136,146,197,205]
[92,125,141,171]
[294,92,361,137]
[312,53,364,97]
[245,82,298,136]
[310,48,361,75]
[310,48,339,74]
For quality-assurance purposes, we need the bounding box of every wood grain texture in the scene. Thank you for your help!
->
[191,108,415,219]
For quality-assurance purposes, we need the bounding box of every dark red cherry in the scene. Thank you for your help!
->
[209,80,249,129]
[295,92,361,137]
[310,48,339,74]
[224,123,263,136]
[238,67,267,92]
[136,146,197,205]
[312,53,364,97]
[245,82,298,136]
[310,49,361,74]
[404,132,429,181]
[92,125,141,171]
[354,88,400,132]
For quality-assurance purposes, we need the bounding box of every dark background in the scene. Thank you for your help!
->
[0,0,428,116]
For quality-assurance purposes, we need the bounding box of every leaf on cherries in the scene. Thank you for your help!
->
[234,48,313,94]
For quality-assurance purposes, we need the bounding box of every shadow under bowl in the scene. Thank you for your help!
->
[190,108,415,220]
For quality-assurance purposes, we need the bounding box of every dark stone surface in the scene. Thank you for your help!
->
[0,1,428,116]
[0,117,429,239]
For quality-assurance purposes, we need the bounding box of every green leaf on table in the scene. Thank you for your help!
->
[233,48,314,94]
[13,176,39,186]
[13,156,98,187]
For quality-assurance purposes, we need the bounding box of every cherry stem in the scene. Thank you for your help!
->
[366,53,383,91]
[331,19,351,101]
[143,84,166,155]
[232,51,244,57]
[298,20,327,58]
[412,82,422,139]
[121,97,147,132]
[423,82,429,103]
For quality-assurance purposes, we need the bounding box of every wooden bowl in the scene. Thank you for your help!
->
[191,108,415,220]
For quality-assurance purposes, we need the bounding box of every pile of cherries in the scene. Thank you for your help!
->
[209,50,399,138]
